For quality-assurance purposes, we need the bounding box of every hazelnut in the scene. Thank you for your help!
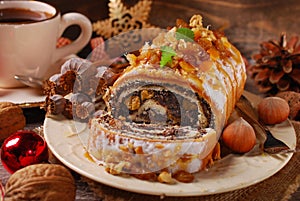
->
[4,164,76,201]
[257,97,290,125]
[222,117,256,153]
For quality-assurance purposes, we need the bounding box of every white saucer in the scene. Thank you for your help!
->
[0,54,78,107]
[0,87,45,107]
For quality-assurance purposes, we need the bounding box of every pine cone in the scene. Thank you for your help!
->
[248,32,300,95]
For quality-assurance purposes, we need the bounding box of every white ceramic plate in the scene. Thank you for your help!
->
[44,116,296,197]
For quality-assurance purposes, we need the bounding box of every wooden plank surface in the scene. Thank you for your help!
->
[2,1,298,200]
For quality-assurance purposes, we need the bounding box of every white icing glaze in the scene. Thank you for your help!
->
[88,119,217,174]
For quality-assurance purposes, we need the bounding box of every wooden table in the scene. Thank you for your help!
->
[1,0,300,200]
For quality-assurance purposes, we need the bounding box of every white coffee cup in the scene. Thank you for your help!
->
[0,1,92,88]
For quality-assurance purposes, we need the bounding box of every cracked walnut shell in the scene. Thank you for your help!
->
[4,164,76,201]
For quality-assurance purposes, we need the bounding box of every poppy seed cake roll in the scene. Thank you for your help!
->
[87,15,246,180]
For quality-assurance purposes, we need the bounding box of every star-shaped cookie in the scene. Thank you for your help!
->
[93,0,154,38]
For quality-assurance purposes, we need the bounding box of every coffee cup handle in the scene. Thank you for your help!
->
[53,13,92,62]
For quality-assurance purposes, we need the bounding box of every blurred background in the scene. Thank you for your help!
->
[43,0,300,59]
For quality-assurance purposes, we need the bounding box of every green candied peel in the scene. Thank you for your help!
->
[176,27,194,42]
[159,28,195,67]
[160,46,176,67]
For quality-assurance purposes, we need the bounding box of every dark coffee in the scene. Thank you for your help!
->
[0,8,53,24]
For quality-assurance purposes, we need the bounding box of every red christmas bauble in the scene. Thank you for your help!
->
[0,130,48,174]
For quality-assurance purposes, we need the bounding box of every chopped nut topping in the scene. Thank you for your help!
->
[173,170,194,183]
[127,96,141,111]
[155,143,165,149]
[134,146,144,154]
[140,89,154,101]
[119,145,129,152]
[134,172,157,181]
[157,171,176,184]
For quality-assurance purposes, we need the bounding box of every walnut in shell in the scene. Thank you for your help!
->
[276,91,300,121]
[4,164,76,201]
[0,102,26,141]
